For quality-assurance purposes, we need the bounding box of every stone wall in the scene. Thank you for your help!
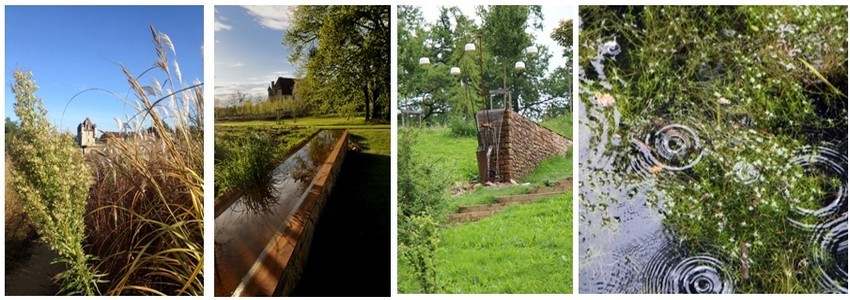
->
[476,109,571,183]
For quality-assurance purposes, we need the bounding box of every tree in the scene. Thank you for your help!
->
[284,6,390,122]
[397,6,569,121]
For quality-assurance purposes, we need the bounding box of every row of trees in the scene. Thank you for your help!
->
[398,5,573,122]
[284,6,391,122]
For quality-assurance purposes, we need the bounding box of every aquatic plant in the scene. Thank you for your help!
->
[580,6,847,293]
[7,69,104,295]
[214,133,279,197]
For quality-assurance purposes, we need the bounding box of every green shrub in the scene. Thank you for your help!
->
[447,114,478,137]
[397,128,452,293]
[7,69,103,295]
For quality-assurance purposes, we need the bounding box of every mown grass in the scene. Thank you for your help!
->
[400,125,572,293]
[292,129,390,296]
[399,193,572,293]
[216,115,388,128]
[540,115,573,139]
[213,115,390,198]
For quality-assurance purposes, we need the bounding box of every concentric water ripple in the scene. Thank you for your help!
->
[732,161,760,184]
[786,145,847,226]
[642,124,705,171]
[811,218,848,293]
[643,245,735,294]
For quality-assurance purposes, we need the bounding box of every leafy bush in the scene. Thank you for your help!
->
[4,155,36,271]
[447,114,478,137]
[398,128,452,293]
[7,69,103,295]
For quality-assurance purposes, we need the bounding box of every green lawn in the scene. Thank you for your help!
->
[401,126,573,293]
[399,193,572,293]
[411,128,479,183]
[213,115,389,198]
[540,115,572,139]
[216,115,389,129]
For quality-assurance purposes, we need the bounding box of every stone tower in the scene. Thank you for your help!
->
[76,117,96,148]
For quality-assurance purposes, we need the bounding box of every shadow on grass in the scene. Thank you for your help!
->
[348,134,371,152]
[290,151,391,297]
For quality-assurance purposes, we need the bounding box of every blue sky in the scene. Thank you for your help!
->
[4,6,203,132]
[214,5,297,105]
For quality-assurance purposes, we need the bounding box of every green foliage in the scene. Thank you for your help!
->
[447,114,478,137]
[398,5,571,121]
[397,128,452,293]
[539,115,572,138]
[399,194,572,293]
[651,128,826,292]
[7,70,102,295]
[285,6,390,122]
[579,6,847,134]
[398,213,442,293]
[215,95,310,122]
[214,133,279,197]
[580,6,847,293]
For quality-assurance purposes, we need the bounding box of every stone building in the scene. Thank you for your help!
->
[76,117,97,148]
[267,77,296,100]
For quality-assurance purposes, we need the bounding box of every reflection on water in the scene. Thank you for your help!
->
[579,98,848,293]
[580,6,847,293]
[214,130,343,296]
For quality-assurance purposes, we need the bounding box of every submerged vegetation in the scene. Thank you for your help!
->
[6,25,203,295]
[580,6,847,293]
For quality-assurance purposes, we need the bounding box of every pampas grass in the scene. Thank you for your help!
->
[83,24,203,295]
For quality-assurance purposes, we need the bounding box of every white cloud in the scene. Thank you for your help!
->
[215,9,232,31]
[241,5,294,31]
[215,20,232,31]
[230,62,245,67]
[214,70,296,104]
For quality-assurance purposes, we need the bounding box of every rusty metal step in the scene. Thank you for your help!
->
[495,191,565,204]
[457,202,511,213]
[447,210,500,223]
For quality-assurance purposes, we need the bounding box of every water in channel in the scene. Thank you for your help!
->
[214,130,343,296]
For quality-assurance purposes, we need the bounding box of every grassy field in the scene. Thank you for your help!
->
[435,194,571,293]
[213,115,389,197]
[292,128,391,296]
[216,115,390,129]
[410,127,480,183]
[400,124,573,293]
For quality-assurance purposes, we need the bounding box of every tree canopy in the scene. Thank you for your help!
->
[284,6,391,122]
[398,5,572,121]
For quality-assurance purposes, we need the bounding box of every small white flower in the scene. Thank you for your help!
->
[718,97,731,105]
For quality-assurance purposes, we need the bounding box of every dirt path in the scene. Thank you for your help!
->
[5,241,63,295]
